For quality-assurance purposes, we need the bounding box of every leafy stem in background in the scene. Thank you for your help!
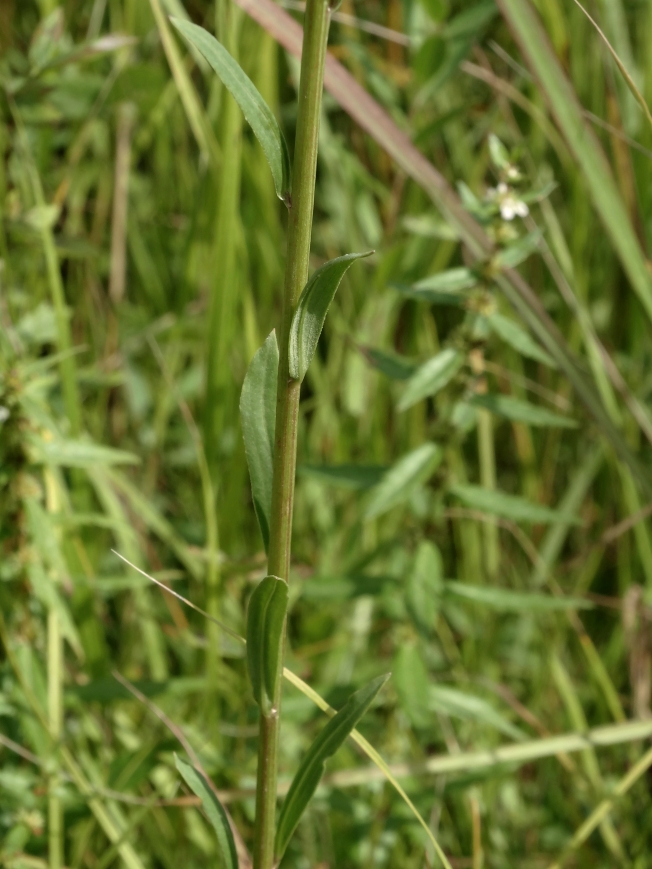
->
[254,2,332,865]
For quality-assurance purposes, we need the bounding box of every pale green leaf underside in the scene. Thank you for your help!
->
[239,331,278,552]
[450,483,581,524]
[170,18,291,203]
[365,443,442,519]
[469,393,577,428]
[398,347,463,411]
[275,674,390,862]
[175,755,238,869]
[289,251,373,382]
[246,575,288,716]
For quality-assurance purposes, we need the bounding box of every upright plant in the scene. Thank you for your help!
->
[171,6,385,867]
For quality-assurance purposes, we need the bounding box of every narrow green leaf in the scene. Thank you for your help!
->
[174,755,237,869]
[246,575,288,716]
[487,312,556,367]
[297,464,387,491]
[493,230,542,270]
[391,266,476,306]
[29,437,140,467]
[239,331,278,552]
[365,443,442,519]
[170,17,291,202]
[398,348,464,411]
[469,393,577,428]
[444,581,593,611]
[289,252,373,381]
[429,685,526,741]
[406,541,444,635]
[275,674,390,861]
[362,347,417,380]
[450,483,581,524]
[394,645,431,728]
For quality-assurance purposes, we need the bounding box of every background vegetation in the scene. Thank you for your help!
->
[1,0,652,867]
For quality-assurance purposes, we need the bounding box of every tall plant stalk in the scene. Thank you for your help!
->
[252,2,332,866]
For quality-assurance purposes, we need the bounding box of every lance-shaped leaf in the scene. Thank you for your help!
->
[289,251,373,382]
[175,755,237,869]
[365,443,442,519]
[240,331,278,551]
[275,674,390,861]
[170,17,291,203]
[246,575,288,716]
[486,312,556,367]
[398,347,464,411]
[450,483,581,525]
[468,393,577,428]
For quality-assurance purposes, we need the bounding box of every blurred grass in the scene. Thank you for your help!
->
[1,1,652,868]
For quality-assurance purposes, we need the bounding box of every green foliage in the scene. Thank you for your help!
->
[288,251,372,382]
[170,18,292,203]
[2,0,652,867]
[275,674,390,861]
[246,575,288,716]
[240,331,279,551]
[175,755,238,869]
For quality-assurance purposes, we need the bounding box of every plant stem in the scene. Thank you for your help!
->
[45,471,63,869]
[252,3,331,867]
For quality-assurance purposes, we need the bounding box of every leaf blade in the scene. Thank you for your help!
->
[240,331,279,551]
[275,674,390,861]
[469,393,577,428]
[175,755,238,869]
[289,252,373,382]
[398,347,464,411]
[365,443,442,519]
[450,483,581,524]
[246,575,288,716]
[170,17,291,202]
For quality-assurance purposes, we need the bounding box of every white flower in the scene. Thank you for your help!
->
[491,182,529,221]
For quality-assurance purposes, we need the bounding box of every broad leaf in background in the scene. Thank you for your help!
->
[240,331,278,552]
[29,437,140,467]
[246,575,288,716]
[174,755,237,869]
[392,266,476,306]
[486,312,556,367]
[406,541,444,635]
[362,347,417,380]
[451,483,581,524]
[398,347,464,411]
[298,464,386,491]
[393,644,431,729]
[444,581,593,611]
[365,443,442,519]
[289,252,372,382]
[275,674,390,862]
[493,230,542,269]
[429,685,526,741]
[469,393,577,428]
[170,17,291,202]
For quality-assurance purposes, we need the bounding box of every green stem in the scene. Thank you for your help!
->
[252,3,332,868]
[45,471,63,869]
